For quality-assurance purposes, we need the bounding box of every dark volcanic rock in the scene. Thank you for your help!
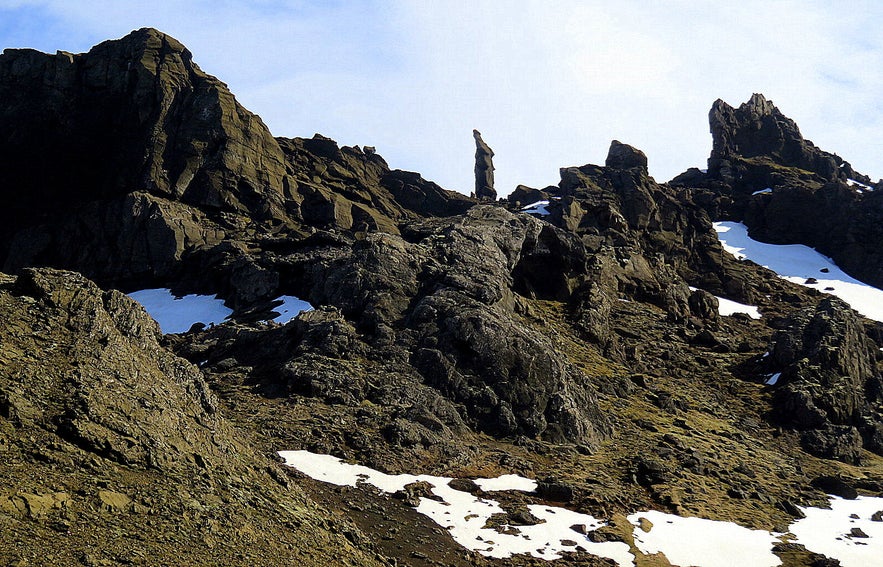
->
[694,94,883,289]
[0,29,474,291]
[0,28,288,233]
[473,129,497,201]
[2,267,229,471]
[764,298,883,462]
[605,140,648,173]
[708,93,854,182]
[0,267,381,566]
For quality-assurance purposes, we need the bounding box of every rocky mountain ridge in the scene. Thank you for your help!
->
[1,29,882,567]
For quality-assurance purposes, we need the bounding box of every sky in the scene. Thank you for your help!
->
[1,1,881,196]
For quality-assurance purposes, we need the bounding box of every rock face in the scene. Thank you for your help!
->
[683,94,883,289]
[188,206,613,447]
[606,140,648,172]
[0,28,288,231]
[764,298,883,463]
[473,129,497,201]
[708,93,856,181]
[0,268,381,566]
[0,29,473,290]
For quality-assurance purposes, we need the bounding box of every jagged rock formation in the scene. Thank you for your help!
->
[707,93,862,183]
[174,206,613,447]
[2,30,883,567]
[473,129,497,201]
[0,28,473,291]
[763,298,883,463]
[0,268,381,566]
[672,93,883,289]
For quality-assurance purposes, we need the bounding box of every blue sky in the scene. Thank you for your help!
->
[2,1,881,195]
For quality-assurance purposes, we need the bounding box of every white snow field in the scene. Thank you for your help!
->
[790,496,883,567]
[280,450,883,566]
[128,289,312,333]
[627,510,781,567]
[714,222,883,322]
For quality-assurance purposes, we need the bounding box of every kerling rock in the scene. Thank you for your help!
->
[473,129,497,201]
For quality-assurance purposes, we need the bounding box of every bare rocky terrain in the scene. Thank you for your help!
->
[1,29,882,566]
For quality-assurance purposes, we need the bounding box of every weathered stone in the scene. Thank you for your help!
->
[473,129,497,201]
[764,298,883,461]
[605,140,648,172]
[98,490,132,513]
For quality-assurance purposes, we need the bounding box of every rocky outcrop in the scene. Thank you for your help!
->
[277,134,474,233]
[263,206,612,446]
[473,129,497,201]
[763,298,883,463]
[506,141,755,317]
[0,28,289,230]
[0,29,474,290]
[1,268,230,471]
[708,93,863,183]
[680,94,883,289]
[0,268,382,566]
[605,140,648,172]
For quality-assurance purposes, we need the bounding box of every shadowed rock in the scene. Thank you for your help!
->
[606,140,648,172]
[473,129,497,201]
[764,297,883,463]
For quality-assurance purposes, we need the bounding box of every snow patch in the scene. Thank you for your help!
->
[278,450,633,564]
[281,450,883,566]
[269,295,312,324]
[628,510,782,567]
[847,178,873,190]
[714,222,883,322]
[751,188,773,195]
[765,372,781,386]
[127,288,232,334]
[690,286,761,319]
[521,200,550,216]
[790,496,883,567]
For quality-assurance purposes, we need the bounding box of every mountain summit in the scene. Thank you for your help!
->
[1,30,882,567]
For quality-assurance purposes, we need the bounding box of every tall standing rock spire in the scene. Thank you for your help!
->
[473,129,496,201]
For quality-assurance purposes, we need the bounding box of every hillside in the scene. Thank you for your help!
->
[1,29,882,567]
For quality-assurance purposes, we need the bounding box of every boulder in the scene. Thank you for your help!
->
[605,140,648,172]
[764,298,883,462]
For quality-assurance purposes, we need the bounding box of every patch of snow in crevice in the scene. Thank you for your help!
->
[268,295,312,324]
[751,188,773,195]
[521,200,551,216]
[847,178,873,191]
[714,222,883,322]
[764,372,781,386]
[127,288,233,334]
[689,286,761,319]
